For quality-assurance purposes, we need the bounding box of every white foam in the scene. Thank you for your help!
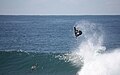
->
[77,49,120,75]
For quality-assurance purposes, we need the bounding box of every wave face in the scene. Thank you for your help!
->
[0,51,79,75]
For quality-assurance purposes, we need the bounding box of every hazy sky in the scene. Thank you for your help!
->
[0,0,120,15]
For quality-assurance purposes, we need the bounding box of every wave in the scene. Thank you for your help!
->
[0,51,79,75]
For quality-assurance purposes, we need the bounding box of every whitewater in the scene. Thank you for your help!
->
[68,21,120,75]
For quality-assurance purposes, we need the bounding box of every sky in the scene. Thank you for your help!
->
[0,0,120,15]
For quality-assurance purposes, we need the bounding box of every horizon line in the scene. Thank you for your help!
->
[0,14,120,16]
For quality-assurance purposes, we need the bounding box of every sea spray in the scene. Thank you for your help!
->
[71,21,105,62]
[57,21,105,67]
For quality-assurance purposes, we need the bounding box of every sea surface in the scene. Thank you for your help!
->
[0,15,120,75]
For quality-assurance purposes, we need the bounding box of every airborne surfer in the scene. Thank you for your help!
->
[74,26,82,38]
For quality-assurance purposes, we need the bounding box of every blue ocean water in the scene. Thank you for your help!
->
[0,15,120,75]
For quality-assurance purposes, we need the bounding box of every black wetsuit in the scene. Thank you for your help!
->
[74,27,82,37]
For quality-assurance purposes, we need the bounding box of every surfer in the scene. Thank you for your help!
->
[31,63,37,71]
[74,26,82,38]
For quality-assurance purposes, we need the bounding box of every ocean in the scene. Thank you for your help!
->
[0,15,120,75]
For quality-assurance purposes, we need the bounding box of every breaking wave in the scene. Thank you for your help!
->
[68,21,120,75]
